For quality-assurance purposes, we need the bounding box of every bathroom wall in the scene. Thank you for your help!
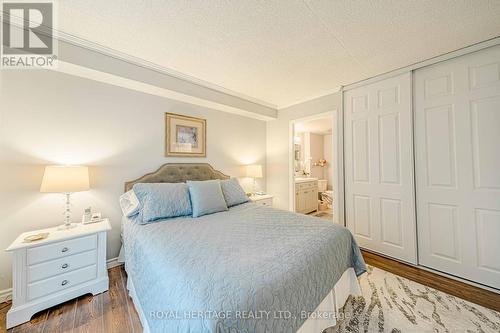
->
[324,134,333,190]
[308,133,325,179]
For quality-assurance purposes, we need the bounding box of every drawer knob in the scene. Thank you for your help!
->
[61,263,69,269]
[61,247,69,253]
[61,280,69,286]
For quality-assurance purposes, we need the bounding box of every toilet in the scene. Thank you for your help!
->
[317,180,333,209]
[317,179,327,192]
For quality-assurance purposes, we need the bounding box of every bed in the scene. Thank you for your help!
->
[120,163,366,333]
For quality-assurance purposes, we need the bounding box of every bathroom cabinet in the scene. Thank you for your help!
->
[295,179,318,214]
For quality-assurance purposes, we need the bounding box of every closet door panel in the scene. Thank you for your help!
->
[427,203,460,262]
[344,72,417,263]
[415,45,500,289]
[353,195,372,239]
[380,198,403,248]
[379,113,401,185]
[470,97,500,190]
[475,209,500,273]
[424,105,457,188]
[352,119,370,183]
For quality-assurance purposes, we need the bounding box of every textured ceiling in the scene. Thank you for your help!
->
[57,1,500,107]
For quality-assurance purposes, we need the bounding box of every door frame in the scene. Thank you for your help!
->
[288,109,344,225]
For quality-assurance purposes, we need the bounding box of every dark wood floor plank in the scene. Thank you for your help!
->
[73,293,103,333]
[102,267,134,333]
[10,310,48,333]
[361,249,500,312]
[119,268,142,333]
[41,299,76,333]
[2,258,498,332]
[1,302,11,333]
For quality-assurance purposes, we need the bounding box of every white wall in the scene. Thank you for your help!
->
[267,92,340,210]
[0,69,267,292]
[323,134,333,189]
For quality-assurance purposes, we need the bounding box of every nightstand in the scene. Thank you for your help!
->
[5,219,111,329]
[249,194,274,207]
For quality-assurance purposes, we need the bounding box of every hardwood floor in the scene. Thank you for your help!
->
[361,249,500,313]
[1,267,142,333]
[1,252,499,332]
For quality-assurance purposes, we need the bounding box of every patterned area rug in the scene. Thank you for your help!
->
[327,265,500,333]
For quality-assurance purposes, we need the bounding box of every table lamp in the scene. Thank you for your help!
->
[40,165,90,229]
[245,164,263,195]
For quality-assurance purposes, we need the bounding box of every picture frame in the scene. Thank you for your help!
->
[165,112,206,157]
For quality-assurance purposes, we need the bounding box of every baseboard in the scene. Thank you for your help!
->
[106,257,124,269]
[0,288,12,303]
[361,248,500,294]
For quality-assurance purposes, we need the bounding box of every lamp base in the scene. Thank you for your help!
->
[57,223,78,230]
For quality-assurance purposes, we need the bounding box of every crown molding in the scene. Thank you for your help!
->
[53,29,278,110]
[343,36,500,91]
[52,61,275,121]
[277,86,341,110]
[0,10,278,112]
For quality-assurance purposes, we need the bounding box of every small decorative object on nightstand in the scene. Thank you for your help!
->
[250,194,273,207]
[5,219,111,329]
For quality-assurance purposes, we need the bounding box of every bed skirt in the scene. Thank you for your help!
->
[125,266,362,333]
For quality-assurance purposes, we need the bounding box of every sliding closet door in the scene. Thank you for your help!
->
[414,45,500,289]
[344,73,417,263]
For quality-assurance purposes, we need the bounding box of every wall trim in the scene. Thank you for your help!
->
[0,10,276,110]
[278,86,341,110]
[0,288,12,303]
[53,61,275,121]
[53,29,277,109]
[343,36,500,91]
[106,257,124,269]
[1,12,277,120]
[4,11,498,118]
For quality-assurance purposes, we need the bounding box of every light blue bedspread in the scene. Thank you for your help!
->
[122,203,366,333]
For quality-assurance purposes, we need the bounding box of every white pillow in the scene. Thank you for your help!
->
[119,190,140,217]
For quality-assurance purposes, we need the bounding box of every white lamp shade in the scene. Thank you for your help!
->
[245,164,263,178]
[40,166,90,193]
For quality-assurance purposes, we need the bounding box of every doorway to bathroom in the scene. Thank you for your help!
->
[289,110,343,224]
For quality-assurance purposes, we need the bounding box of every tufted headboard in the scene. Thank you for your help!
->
[124,163,230,192]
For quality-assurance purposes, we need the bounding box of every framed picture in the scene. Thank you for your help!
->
[165,113,206,157]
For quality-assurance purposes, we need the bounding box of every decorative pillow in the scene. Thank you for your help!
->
[187,180,228,218]
[132,183,192,224]
[119,190,141,217]
[221,178,249,207]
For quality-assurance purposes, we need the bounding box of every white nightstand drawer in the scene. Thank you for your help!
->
[27,234,97,265]
[28,264,97,301]
[28,250,97,283]
[6,220,111,329]
[255,198,273,207]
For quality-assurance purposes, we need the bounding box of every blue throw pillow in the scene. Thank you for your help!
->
[133,183,192,224]
[187,180,228,218]
[221,178,249,207]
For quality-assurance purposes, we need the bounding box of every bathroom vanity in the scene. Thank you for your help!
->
[294,178,318,214]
